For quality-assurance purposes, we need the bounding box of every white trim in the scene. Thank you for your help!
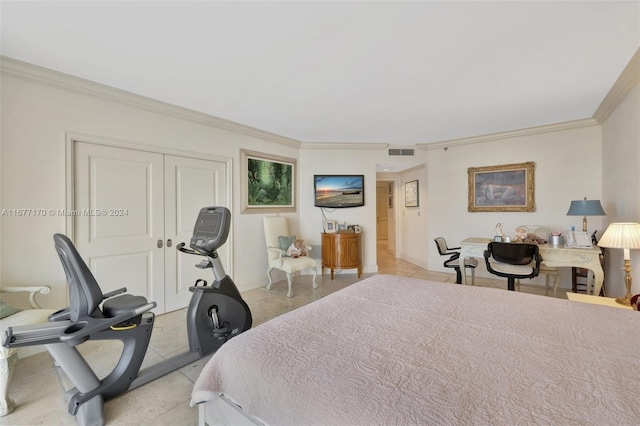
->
[1,56,300,149]
[301,142,389,150]
[593,47,640,124]
[417,118,599,150]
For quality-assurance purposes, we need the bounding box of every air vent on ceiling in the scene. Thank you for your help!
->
[388,148,415,156]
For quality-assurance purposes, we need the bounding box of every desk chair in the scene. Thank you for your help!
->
[434,237,478,285]
[515,225,561,297]
[484,242,542,291]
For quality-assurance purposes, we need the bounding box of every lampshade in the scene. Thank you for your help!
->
[597,223,640,251]
[566,199,606,216]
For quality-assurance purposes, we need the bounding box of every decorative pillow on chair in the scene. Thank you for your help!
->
[278,235,296,256]
[0,300,22,319]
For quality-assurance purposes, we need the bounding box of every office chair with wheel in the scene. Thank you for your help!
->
[434,237,478,284]
[484,242,542,291]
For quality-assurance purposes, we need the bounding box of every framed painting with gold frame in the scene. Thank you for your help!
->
[468,162,535,212]
[241,149,296,214]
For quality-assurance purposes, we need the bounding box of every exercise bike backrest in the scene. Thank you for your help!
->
[53,233,106,322]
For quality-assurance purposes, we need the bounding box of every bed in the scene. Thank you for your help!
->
[191,274,640,425]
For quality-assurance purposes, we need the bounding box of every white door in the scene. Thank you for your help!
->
[74,142,228,314]
[164,155,227,312]
[74,142,166,309]
[376,183,389,240]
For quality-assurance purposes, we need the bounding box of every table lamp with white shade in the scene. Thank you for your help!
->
[597,222,640,305]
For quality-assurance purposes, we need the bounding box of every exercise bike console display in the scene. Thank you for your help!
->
[190,206,231,255]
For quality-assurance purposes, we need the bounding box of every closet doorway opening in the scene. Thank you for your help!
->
[376,180,396,260]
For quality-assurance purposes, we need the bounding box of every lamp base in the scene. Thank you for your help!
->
[615,296,632,306]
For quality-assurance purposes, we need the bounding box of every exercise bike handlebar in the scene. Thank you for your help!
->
[176,242,209,256]
[59,301,157,345]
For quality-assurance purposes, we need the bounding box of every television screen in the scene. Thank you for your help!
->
[314,175,364,208]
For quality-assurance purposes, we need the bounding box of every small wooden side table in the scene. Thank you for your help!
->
[566,292,633,310]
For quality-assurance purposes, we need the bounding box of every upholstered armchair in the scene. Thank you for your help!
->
[0,286,55,416]
[263,216,317,297]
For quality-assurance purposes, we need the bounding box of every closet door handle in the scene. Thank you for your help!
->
[167,239,172,247]
[157,239,163,248]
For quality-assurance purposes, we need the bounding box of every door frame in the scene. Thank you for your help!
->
[375,176,400,257]
[64,131,234,277]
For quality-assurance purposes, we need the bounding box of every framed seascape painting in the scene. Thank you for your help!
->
[241,149,296,214]
[468,162,535,212]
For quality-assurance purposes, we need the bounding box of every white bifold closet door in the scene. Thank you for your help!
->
[73,141,227,314]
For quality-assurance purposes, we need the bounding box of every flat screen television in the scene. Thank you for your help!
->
[314,175,364,208]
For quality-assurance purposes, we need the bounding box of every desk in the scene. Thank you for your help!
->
[459,238,604,295]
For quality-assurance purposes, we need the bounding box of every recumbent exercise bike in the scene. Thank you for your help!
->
[3,207,251,426]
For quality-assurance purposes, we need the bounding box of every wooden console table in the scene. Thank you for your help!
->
[321,232,362,279]
[459,237,605,295]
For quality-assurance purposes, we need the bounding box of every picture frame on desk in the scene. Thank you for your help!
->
[467,162,535,212]
[336,224,348,232]
[323,219,337,233]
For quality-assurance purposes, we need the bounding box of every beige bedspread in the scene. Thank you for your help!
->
[192,274,640,425]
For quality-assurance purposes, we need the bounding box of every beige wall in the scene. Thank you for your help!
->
[601,83,640,298]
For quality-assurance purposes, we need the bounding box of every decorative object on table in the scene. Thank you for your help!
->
[597,222,640,306]
[467,162,535,212]
[323,219,337,234]
[336,223,348,232]
[241,149,296,214]
[549,232,565,247]
[566,197,606,232]
[404,180,419,207]
[630,294,639,311]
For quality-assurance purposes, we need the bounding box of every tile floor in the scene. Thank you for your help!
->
[4,243,567,425]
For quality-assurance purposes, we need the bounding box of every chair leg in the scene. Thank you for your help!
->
[454,267,462,284]
[286,273,294,298]
[311,267,318,289]
[0,354,18,416]
[266,267,274,290]
[552,275,560,298]
[507,277,515,291]
[470,267,475,286]
[515,278,520,291]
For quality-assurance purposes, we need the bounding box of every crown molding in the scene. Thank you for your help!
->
[417,118,599,150]
[300,142,389,150]
[593,47,640,124]
[0,56,301,148]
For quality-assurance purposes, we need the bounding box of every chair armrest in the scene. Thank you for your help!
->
[267,246,285,257]
[1,286,51,309]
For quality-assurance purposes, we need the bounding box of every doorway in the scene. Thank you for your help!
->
[376,180,396,257]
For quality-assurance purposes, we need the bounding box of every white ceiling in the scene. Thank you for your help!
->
[1,1,639,147]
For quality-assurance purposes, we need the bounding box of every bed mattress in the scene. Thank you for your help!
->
[192,274,640,425]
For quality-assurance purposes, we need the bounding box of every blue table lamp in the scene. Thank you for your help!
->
[566,197,606,232]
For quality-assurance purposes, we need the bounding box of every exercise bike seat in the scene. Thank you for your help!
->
[103,294,149,322]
